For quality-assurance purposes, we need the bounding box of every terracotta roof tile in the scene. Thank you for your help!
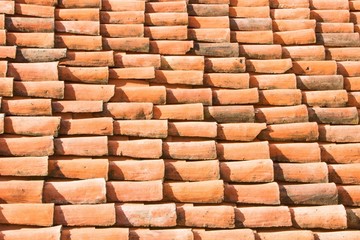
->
[115,203,176,227]
[1,0,360,237]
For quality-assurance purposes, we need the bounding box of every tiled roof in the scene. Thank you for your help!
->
[1,0,360,239]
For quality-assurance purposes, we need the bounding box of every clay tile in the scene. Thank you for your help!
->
[204,73,249,89]
[59,66,109,84]
[8,62,58,81]
[319,125,360,143]
[163,140,216,160]
[61,228,128,240]
[110,159,164,181]
[52,100,103,113]
[225,182,280,205]
[145,25,188,40]
[64,84,114,102]
[317,22,354,33]
[270,142,321,163]
[259,122,319,142]
[273,19,316,32]
[194,229,254,240]
[177,204,235,228]
[55,8,99,21]
[205,57,245,73]
[257,230,314,240]
[146,2,187,13]
[166,88,212,105]
[146,13,188,26]
[308,107,359,125]
[164,180,224,203]
[54,136,108,156]
[108,139,162,159]
[43,178,106,204]
[15,48,66,63]
[56,34,102,51]
[160,56,204,71]
[320,143,360,164]
[165,159,219,181]
[16,3,54,18]
[188,4,229,16]
[256,105,309,124]
[217,122,266,141]
[153,103,204,120]
[100,11,145,24]
[114,120,167,138]
[14,81,64,99]
[59,117,113,135]
[338,185,360,206]
[0,226,61,240]
[0,46,16,59]
[102,102,153,120]
[337,61,360,77]
[102,0,145,11]
[58,0,101,8]
[271,8,310,20]
[111,86,165,104]
[0,77,13,97]
[212,88,259,105]
[154,70,203,85]
[55,21,100,36]
[270,0,309,8]
[217,141,270,160]
[54,204,115,226]
[0,136,54,157]
[310,10,350,23]
[310,0,349,10]
[240,44,282,60]
[291,205,347,229]
[0,203,54,226]
[246,59,292,73]
[130,229,193,240]
[221,159,273,183]
[205,105,254,123]
[4,116,61,136]
[280,182,338,205]
[259,89,302,106]
[250,73,296,89]
[230,0,268,7]
[107,180,163,202]
[7,32,55,48]
[0,180,44,203]
[231,30,274,44]
[0,1,15,14]
[274,29,316,45]
[168,121,217,138]
[115,203,176,227]
[189,16,229,28]
[302,90,348,107]
[275,162,328,183]
[6,17,54,33]
[297,75,344,90]
[315,231,360,240]
[326,47,360,61]
[49,159,109,180]
[2,99,52,116]
[230,6,269,18]
[236,206,292,228]
[191,42,239,57]
[282,46,325,61]
[16,0,57,6]
[150,40,193,55]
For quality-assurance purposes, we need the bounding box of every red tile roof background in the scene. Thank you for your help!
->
[1,0,360,239]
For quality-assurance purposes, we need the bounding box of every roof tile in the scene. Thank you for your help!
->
[115,203,176,227]
[108,139,162,158]
[270,142,321,163]
[54,204,115,226]
[109,159,164,181]
[0,180,44,203]
[256,105,309,124]
[107,180,163,202]
[217,141,270,160]
[274,162,328,183]
[217,122,266,141]
[165,159,219,181]
[164,180,224,203]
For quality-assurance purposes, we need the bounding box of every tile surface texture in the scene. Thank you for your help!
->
[0,0,360,239]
